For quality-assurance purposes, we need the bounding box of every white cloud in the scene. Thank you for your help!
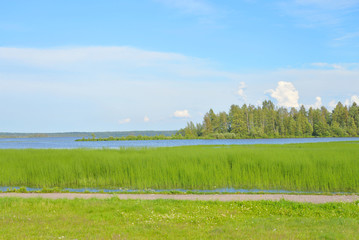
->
[0,46,242,82]
[242,67,359,103]
[0,46,189,69]
[329,100,337,109]
[119,118,131,124]
[237,81,247,100]
[173,110,191,118]
[308,96,322,109]
[304,96,322,109]
[311,62,359,70]
[144,116,150,122]
[345,95,359,106]
[266,81,299,108]
[314,96,322,108]
[351,95,359,104]
[0,46,245,131]
[308,97,323,109]
[1,46,359,132]
[155,0,214,15]
[329,95,359,109]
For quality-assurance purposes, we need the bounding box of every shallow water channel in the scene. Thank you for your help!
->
[0,186,351,194]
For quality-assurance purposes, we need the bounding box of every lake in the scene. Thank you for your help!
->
[0,137,358,149]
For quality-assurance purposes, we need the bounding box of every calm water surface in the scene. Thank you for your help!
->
[0,137,358,149]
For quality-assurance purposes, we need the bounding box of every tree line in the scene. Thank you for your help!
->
[177,100,359,139]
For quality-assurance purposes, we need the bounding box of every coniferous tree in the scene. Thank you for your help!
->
[179,100,359,139]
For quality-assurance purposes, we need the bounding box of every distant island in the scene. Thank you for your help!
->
[0,131,177,139]
[77,100,359,141]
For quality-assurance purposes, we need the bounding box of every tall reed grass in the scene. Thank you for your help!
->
[0,142,358,192]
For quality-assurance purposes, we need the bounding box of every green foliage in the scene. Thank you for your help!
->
[0,198,358,239]
[18,186,28,193]
[178,100,359,139]
[0,142,358,192]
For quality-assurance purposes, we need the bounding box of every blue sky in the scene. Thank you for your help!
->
[1,0,359,132]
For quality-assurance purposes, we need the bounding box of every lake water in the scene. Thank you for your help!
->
[0,137,358,149]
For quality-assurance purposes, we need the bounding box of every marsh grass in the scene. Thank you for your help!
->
[0,142,358,192]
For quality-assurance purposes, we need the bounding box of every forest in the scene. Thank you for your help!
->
[178,100,359,139]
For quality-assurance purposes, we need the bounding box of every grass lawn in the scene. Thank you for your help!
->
[0,198,358,239]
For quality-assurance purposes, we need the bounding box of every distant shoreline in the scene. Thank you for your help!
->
[0,130,177,139]
[75,135,356,141]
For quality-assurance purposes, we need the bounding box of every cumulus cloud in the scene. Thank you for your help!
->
[311,96,322,109]
[144,116,150,122]
[314,96,322,108]
[237,81,247,100]
[328,100,337,109]
[119,118,131,124]
[345,95,359,106]
[306,97,323,109]
[266,81,299,108]
[0,46,246,132]
[173,110,191,118]
[1,46,359,132]
[351,95,359,104]
[329,95,359,109]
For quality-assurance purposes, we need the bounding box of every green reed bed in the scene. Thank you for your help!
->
[1,198,358,239]
[0,142,358,192]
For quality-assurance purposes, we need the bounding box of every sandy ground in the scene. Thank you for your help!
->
[0,193,358,203]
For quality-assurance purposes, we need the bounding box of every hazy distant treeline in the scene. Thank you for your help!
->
[178,100,359,139]
[0,131,177,139]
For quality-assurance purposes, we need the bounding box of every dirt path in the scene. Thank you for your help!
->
[0,193,358,203]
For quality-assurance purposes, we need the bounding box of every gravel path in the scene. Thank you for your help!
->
[0,193,358,203]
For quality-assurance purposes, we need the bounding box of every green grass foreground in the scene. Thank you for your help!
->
[0,142,358,192]
[0,198,358,239]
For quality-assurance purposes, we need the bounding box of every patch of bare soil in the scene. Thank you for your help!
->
[0,193,358,203]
